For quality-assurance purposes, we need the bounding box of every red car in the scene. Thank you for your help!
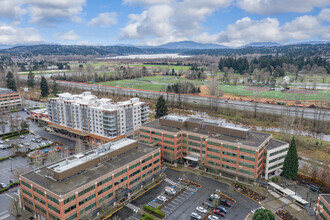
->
[68,150,72,155]
[212,210,225,217]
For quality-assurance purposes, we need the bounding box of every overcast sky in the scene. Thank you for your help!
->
[0,0,329,47]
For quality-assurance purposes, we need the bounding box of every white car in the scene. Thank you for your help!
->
[0,183,7,188]
[196,206,207,214]
[0,140,4,144]
[0,145,5,149]
[208,215,220,220]
[20,135,25,139]
[191,212,202,220]
[157,196,168,203]
[210,194,220,200]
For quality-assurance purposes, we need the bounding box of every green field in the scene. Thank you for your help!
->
[220,85,330,101]
[98,76,206,91]
[18,70,69,76]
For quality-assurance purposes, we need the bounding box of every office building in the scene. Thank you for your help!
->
[20,138,161,220]
[0,87,21,110]
[316,194,329,220]
[47,92,149,144]
[139,115,289,181]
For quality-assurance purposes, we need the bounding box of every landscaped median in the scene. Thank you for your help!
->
[275,209,298,220]
[143,205,166,219]
[0,182,19,194]
[140,213,157,220]
[1,129,29,140]
[233,183,265,202]
[158,188,186,209]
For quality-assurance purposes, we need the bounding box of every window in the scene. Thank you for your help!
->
[152,137,162,141]
[33,187,44,196]
[24,197,33,206]
[239,155,255,162]
[129,170,140,178]
[269,155,286,164]
[269,148,288,157]
[129,177,141,186]
[21,180,31,189]
[240,148,256,155]
[223,151,237,157]
[176,152,181,157]
[99,192,113,204]
[114,169,127,178]
[189,141,200,147]
[142,156,152,163]
[65,204,76,214]
[269,162,284,170]
[223,144,237,151]
[151,131,162,136]
[154,166,159,172]
[189,147,200,154]
[222,164,236,171]
[223,157,236,164]
[63,195,75,205]
[153,159,160,164]
[163,134,174,139]
[163,140,174,145]
[207,141,221,147]
[79,194,96,206]
[177,140,181,145]
[154,152,160,157]
[48,204,60,214]
[239,169,254,176]
[35,204,46,214]
[142,163,152,171]
[97,176,112,186]
[35,195,46,205]
[189,135,200,141]
[207,147,221,154]
[207,154,220,160]
[207,161,220,167]
[239,162,255,169]
[129,162,140,170]
[164,145,174,151]
[114,177,127,186]
[78,185,95,197]
[140,134,150,139]
[80,202,96,215]
[142,170,152,178]
[22,189,32,197]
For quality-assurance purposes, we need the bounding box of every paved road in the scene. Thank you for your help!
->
[40,78,330,121]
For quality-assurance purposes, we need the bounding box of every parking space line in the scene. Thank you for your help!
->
[169,200,180,205]
[166,203,176,209]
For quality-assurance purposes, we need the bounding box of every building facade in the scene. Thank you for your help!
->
[0,87,21,110]
[316,194,330,220]
[47,92,149,144]
[20,139,161,220]
[139,115,289,181]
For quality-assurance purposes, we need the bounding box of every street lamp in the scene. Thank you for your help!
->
[9,157,13,172]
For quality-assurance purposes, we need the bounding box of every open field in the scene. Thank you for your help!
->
[220,85,330,101]
[98,76,206,91]
[18,70,69,76]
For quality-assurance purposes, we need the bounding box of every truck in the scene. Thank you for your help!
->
[165,186,177,196]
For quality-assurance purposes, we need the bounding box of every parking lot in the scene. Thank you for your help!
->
[120,168,262,220]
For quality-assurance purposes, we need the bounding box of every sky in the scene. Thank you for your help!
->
[0,0,329,47]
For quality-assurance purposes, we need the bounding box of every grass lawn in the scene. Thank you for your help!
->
[221,85,330,101]
[19,70,69,76]
[98,76,206,91]
[132,64,192,71]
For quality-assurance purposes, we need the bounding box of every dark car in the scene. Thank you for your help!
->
[212,209,225,217]
[220,199,232,207]
[216,206,228,214]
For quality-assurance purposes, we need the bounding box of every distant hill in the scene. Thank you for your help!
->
[157,41,227,49]
[0,44,184,56]
[242,42,282,47]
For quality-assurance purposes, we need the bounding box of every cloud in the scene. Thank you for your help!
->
[236,0,330,14]
[318,8,330,22]
[0,24,43,45]
[53,30,80,41]
[197,15,330,47]
[120,0,232,45]
[0,0,26,19]
[87,12,117,27]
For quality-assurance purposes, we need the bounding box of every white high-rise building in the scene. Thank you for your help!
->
[47,92,149,144]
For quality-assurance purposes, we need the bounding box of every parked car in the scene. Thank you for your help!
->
[212,210,225,217]
[191,212,202,220]
[36,139,41,143]
[20,135,25,139]
[0,183,7,188]
[5,139,10,143]
[209,194,220,201]
[9,179,15,184]
[157,196,167,203]
[202,201,213,209]
[216,206,227,214]
[41,142,46,146]
[68,150,72,155]
[208,215,220,220]
[31,138,36,142]
[0,140,4,144]
[220,199,232,207]
[0,145,5,149]
[165,186,177,196]
[196,206,207,214]
[48,141,53,145]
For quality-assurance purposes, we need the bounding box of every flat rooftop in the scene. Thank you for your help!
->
[48,139,136,173]
[320,194,330,204]
[21,143,157,196]
[266,140,288,150]
[0,87,16,95]
[142,119,270,148]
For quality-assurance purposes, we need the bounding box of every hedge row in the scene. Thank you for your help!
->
[0,156,11,161]
[0,129,29,137]
[143,205,165,218]
[2,131,29,140]
[0,187,9,193]
[140,213,157,220]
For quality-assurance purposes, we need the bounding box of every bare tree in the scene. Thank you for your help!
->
[207,80,219,96]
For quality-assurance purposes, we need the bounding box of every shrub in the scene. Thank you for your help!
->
[0,156,10,161]
[0,187,9,193]
[140,213,157,220]
[143,205,165,218]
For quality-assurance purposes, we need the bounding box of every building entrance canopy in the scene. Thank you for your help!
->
[184,156,199,162]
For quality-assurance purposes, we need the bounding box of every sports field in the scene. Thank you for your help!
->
[220,85,330,101]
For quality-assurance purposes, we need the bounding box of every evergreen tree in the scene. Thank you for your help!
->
[40,76,49,97]
[6,71,17,91]
[27,71,35,88]
[155,95,168,119]
[52,79,58,96]
[281,137,299,180]
[252,209,275,220]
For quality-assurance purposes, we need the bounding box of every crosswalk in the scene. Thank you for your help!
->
[126,203,140,213]
[251,206,265,214]
[0,211,10,220]
[164,178,199,192]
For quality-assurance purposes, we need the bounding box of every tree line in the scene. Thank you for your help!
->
[166,82,200,94]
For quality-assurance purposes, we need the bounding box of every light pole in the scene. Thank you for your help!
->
[9,157,13,172]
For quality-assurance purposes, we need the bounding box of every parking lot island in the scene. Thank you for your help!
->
[19,138,161,219]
